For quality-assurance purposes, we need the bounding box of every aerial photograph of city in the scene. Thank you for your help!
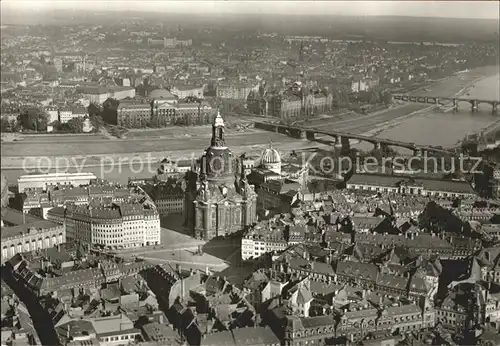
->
[0,0,499,345]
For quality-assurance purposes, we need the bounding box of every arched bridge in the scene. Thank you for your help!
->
[255,121,456,156]
[393,94,499,113]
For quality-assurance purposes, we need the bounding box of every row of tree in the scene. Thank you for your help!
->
[1,107,105,134]
[51,118,84,133]
[331,88,393,108]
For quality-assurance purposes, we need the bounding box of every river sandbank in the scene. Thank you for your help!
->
[358,69,498,140]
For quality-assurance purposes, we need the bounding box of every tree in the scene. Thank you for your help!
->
[66,117,84,133]
[90,115,104,131]
[87,103,102,117]
[368,90,380,104]
[50,120,62,132]
[0,117,10,132]
[358,90,370,103]
[9,119,20,132]
[19,108,48,132]
[124,118,132,129]
[102,98,120,125]
[381,91,393,106]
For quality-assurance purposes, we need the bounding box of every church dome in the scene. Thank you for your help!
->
[261,147,281,165]
[261,143,281,175]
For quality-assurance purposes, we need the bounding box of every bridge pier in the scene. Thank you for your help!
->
[274,126,279,133]
[297,130,305,139]
[413,148,422,157]
[392,94,498,115]
[334,136,343,149]
[306,131,315,140]
[373,142,381,151]
[471,100,478,112]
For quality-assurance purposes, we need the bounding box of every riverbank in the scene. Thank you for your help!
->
[1,140,328,171]
[364,68,499,148]
[1,65,498,174]
[358,68,498,140]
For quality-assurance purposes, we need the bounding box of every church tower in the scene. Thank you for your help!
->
[185,111,257,240]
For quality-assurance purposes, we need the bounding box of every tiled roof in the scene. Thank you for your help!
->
[201,331,234,346]
[232,327,280,345]
[1,220,62,239]
[336,261,378,282]
[351,217,384,230]
[344,308,378,320]
[376,274,407,290]
[2,207,44,226]
[91,314,134,336]
[300,315,336,329]
[384,304,421,316]
[41,267,105,292]
[142,322,178,342]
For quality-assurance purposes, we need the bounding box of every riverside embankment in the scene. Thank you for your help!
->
[1,65,498,184]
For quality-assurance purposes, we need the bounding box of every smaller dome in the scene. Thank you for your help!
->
[261,146,281,165]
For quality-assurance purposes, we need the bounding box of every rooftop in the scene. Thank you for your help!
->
[1,220,62,239]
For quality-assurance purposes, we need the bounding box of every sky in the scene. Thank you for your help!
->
[2,0,499,19]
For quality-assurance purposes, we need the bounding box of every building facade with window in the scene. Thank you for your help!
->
[18,172,97,193]
[1,220,65,262]
[346,174,476,199]
[49,203,160,249]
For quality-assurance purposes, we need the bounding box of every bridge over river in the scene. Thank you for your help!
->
[393,94,499,113]
[254,121,457,156]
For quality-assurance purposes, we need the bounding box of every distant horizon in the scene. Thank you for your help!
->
[1,1,499,20]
